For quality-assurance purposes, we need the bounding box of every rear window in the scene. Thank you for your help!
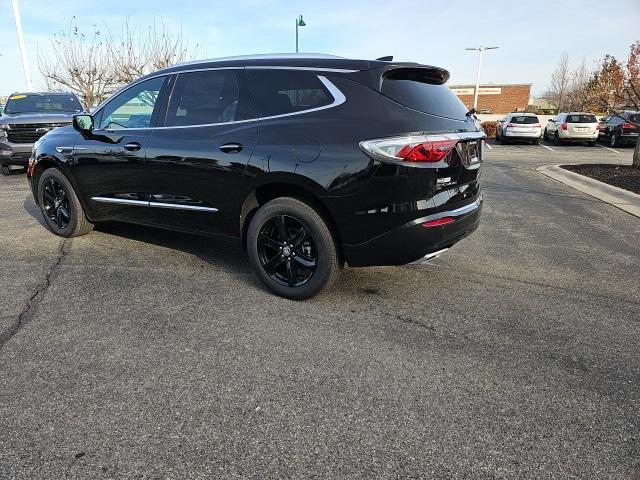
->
[510,116,539,124]
[381,69,468,119]
[247,70,333,117]
[625,113,639,123]
[566,114,597,123]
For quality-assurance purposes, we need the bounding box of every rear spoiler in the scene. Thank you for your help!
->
[367,64,451,90]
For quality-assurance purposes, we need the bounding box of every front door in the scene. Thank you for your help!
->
[72,76,168,224]
[145,69,258,237]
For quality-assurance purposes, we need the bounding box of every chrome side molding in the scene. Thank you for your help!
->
[91,196,218,212]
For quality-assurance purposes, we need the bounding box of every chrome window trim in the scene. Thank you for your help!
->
[94,65,351,118]
[151,75,346,130]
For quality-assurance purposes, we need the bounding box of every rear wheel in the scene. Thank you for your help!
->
[554,132,560,145]
[247,197,342,300]
[610,133,619,147]
[1,165,10,176]
[543,128,548,141]
[588,141,596,147]
[37,168,93,238]
[532,139,540,145]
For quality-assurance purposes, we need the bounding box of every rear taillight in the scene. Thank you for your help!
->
[396,139,457,162]
[531,124,541,128]
[506,123,514,128]
[623,122,637,129]
[359,134,474,165]
[561,123,568,131]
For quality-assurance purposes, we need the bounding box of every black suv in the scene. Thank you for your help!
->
[598,111,639,147]
[28,54,484,299]
[1,92,83,175]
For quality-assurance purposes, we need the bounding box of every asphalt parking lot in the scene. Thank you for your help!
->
[1,142,638,479]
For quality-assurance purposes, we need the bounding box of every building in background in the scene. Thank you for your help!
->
[0,96,7,113]
[450,84,532,114]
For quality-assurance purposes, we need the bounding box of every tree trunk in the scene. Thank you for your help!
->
[634,139,640,168]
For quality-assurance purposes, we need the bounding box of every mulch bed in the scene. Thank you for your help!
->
[561,164,640,194]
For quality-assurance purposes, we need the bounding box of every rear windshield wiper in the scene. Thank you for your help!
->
[466,108,476,117]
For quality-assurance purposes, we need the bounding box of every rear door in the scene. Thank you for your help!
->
[72,76,168,224]
[145,68,258,237]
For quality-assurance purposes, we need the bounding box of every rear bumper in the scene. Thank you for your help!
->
[344,195,482,267]
[503,134,540,141]
[620,133,639,145]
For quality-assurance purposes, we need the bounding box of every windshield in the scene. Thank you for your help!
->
[3,94,83,114]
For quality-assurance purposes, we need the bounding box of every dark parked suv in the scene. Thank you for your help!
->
[597,111,639,147]
[28,54,484,299]
[1,92,83,175]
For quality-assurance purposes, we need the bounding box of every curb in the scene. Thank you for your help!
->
[536,164,640,218]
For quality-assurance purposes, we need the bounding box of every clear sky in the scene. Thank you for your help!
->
[0,0,638,96]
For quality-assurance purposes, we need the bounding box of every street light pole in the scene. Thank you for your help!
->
[465,46,498,110]
[11,0,33,91]
[295,15,306,53]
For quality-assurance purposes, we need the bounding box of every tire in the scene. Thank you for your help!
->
[532,139,540,145]
[588,141,596,147]
[247,197,342,300]
[543,129,548,141]
[554,132,560,146]
[610,133,619,148]
[498,132,506,145]
[37,168,93,238]
[1,165,10,176]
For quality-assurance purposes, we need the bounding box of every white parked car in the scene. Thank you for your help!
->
[544,112,598,146]
[495,113,542,145]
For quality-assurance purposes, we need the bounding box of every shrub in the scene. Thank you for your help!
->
[481,121,497,138]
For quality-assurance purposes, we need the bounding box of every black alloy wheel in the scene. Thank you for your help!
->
[42,177,72,229]
[257,214,317,287]
[37,168,93,237]
[247,197,342,299]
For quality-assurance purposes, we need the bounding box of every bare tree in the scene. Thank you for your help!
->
[39,17,199,109]
[108,17,197,87]
[544,53,571,111]
[588,41,640,166]
[38,20,117,108]
[567,58,592,111]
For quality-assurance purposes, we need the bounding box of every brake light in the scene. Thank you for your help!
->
[506,123,514,128]
[561,123,568,131]
[359,133,480,165]
[531,124,541,128]
[422,217,455,228]
[623,122,637,129]
[396,139,457,162]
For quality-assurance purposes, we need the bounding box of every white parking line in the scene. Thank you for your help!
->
[539,143,554,151]
[484,141,493,150]
[596,144,620,154]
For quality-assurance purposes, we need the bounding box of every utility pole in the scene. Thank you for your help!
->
[11,0,33,90]
[465,46,499,110]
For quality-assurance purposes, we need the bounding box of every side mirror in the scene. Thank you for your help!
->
[73,114,94,133]
[549,118,556,123]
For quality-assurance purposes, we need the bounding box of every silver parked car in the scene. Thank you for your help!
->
[544,112,598,146]
[495,112,542,145]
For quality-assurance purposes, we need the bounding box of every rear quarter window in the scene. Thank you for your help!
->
[247,70,333,117]
[381,69,468,119]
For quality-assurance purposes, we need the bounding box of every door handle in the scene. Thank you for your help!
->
[219,143,243,154]
[124,142,142,152]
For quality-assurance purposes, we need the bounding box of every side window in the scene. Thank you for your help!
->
[165,70,254,127]
[247,70,334,117]
[98,76,165,130]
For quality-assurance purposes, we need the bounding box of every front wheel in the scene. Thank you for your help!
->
[37,168,93,238]
[247,197,342,300]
